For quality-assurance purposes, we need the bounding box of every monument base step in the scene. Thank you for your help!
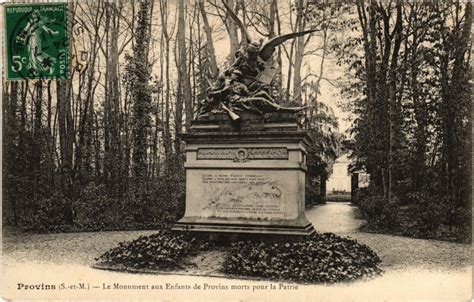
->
[172,219,315,242]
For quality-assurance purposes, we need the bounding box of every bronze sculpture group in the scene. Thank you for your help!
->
[197,1,316,121]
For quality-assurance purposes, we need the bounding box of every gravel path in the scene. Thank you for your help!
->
[2,228,157,267]
[1,202,471,301]
[306,202,471,271]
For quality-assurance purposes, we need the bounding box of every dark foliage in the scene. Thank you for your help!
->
[340,2,472,242]
[358,191,471,242]
[16,192,73,232]
[75,177,185,232]
[223,233,382,283]
[11,174,185,233]
[358,195,399,231]
[305,179,325,207]
[399,192,471,242]
[95,231,212,270]
[351,187,370,206]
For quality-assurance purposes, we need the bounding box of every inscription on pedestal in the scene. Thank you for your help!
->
[201,172,285,219]
[175,130,315,236]
[197,147,288,162]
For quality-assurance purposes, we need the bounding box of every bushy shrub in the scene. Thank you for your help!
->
[305,182,325,206]
[13,173,186,233]
[18,192,73,232]
[351,187,370,205]
[445,206,471,242]
[401,192,471,241]
[74,177,185,231]
[358,195,385,219]
[405,192,446,232]
[74,183,125,230]
[95,231,212,270]
[223,233,382,283]
[448,206,471,229]
[358,195,398,231]
[357,189,471,242]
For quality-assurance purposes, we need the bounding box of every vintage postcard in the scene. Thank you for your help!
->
[1,0,471,301]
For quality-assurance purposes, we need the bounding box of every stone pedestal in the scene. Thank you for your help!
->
[173,113,315,240]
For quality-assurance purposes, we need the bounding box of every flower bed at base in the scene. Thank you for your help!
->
[93,231,382,283]
[94,231,213,270]
[223,233,382,283]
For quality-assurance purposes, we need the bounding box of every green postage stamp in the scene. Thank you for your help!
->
[4,3,69,80]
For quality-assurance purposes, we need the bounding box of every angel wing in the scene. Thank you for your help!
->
[221,0,251,46]
[259,29,317,62]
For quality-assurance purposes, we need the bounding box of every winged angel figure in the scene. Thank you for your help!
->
[196,1,316,121]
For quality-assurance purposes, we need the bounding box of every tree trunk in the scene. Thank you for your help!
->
[274,2,283,97]
[441,1,472,203]
[292,0,306,105]
[160,0,173,170]
[225,0,240,64]
[178,0,193,131]
[132,0,153,182]
[174,0,184,157]
[33,80,43,189]
[56,79,74,224]
[104,1,123,193]
[388,0,403,203]
[5,82,19,225]
[198,2,219,79]
[356,0,384,191]
[309,28,328,126]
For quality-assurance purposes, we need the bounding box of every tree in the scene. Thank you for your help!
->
[437,1,472,205]
[130,0,153,182]
[3,81,19,225]
[103,1,124,193]
[387,0,403,202]
[198,2,219,79]
[176,0,192,141]
[159,0,173,169]
[340,1,471,238]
